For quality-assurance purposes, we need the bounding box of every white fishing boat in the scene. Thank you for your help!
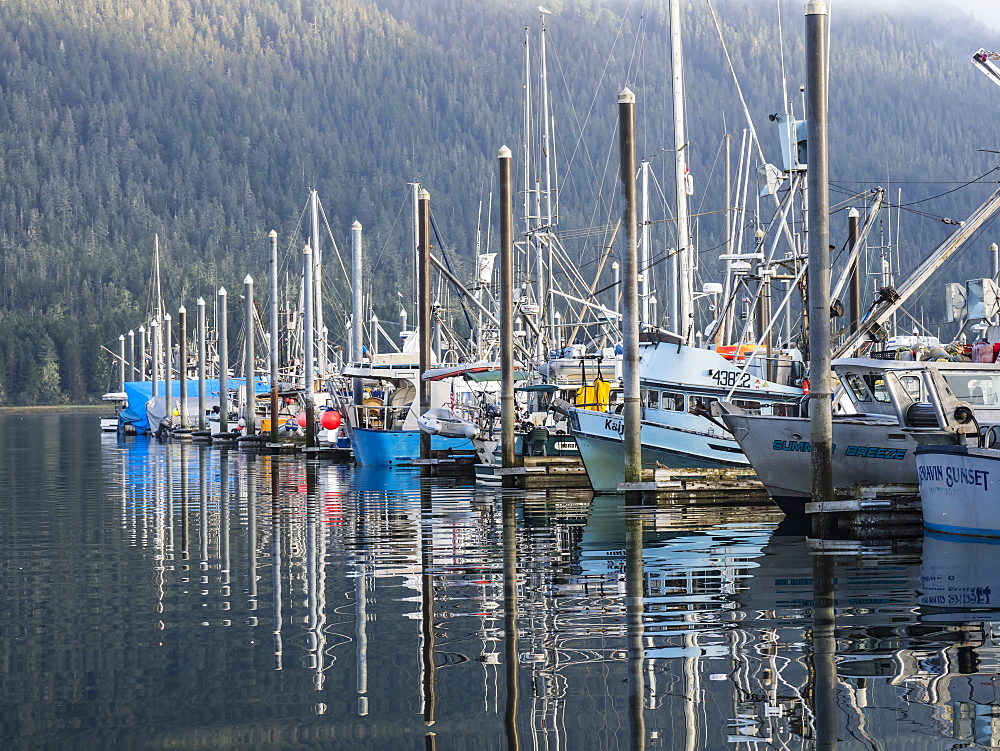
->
[721,358,1000,514]
[916,443,1000,538]
[569,337,803,491]
[100,391,128,432]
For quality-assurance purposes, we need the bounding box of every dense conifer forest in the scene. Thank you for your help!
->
[0,0,996,404]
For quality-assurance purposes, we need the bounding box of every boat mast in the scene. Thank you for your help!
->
[410,181,420,316]
[641,160,651,326]
[669,0,694,339]
[310,190,326,377]
[539,9,557,345]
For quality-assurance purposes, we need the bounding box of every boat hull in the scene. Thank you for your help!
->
[350,428,473,466]
[570,407,745,493]
[916,444,1000,537]
[721,414,922,514]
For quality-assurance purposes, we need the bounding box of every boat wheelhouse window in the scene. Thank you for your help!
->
[943,373,1000,406]
[772,402,799,417]
[864,375,891,403]
[643,389,660,409]
[843,373,871,402]
[661,391,685,411]
[731,399,762,411]
[689,396,718,414]
[899,375,921,401]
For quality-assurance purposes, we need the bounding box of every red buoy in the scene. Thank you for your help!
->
[320,410,341,430]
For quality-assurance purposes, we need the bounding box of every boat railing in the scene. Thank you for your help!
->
[349,403,410,431]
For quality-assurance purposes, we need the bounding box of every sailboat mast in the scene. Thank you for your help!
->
[669,0,694,336]
[540,12,556,343]
[523,27,532,242]
[310,190,326,376]
[154,234,164,324]
[411,182,420,311]
[641,160,651,325]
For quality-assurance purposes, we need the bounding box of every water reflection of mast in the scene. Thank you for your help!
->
[271,458,283,671]
[165,441,175,555]
[220,451,231,605]
[811,551,837,750]
[179,441,189,561]
[246,455,258,620]
[355,489,369,717]
[503,496,521,750]
[153,441,166,622]
[682,634,699,751]
[419,480,437,747]
[625,512,646,751]
[199,448,209,573]
[306,462,328,692]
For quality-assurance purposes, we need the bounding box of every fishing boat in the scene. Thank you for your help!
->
[722,357,1000,514]
[330,354,481,465]
[100,391,128,432]
[916,442,1000,538]
[569,337,803,491]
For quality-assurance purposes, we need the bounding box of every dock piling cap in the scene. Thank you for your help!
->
[805,0,827,15]
[618,87,635,104]
[499,145,512,159]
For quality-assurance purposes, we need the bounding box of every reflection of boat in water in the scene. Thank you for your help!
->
[98,427,1000,749]
[920,530,1000,620]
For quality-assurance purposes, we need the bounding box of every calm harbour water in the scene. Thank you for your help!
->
[1,412,999,750]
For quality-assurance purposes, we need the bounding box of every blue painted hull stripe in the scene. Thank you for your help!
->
[924,521,1000,539]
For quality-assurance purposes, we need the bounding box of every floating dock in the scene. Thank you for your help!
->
[494,456,592,489]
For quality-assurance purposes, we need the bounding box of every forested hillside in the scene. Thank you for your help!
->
[0,0,995,404]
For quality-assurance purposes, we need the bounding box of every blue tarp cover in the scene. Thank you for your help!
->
[119,378,270,432]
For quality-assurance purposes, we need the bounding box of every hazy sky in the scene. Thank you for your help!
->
[833,0,1000,32]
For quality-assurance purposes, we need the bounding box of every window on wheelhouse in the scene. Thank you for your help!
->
[689,396,718,414]
[864,375,891,403]
[943,373,1000,406]
[644,388,660,409]
[899,375,922,401]
[843,373,872,403]
[661,391,685,411]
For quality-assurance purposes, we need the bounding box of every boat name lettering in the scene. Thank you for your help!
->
[710,369,752,389]
[923,590,993,606]
[844,445,907,460]
[772,440,828,453]
[604,417,624,435]
[918,463,990,491]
